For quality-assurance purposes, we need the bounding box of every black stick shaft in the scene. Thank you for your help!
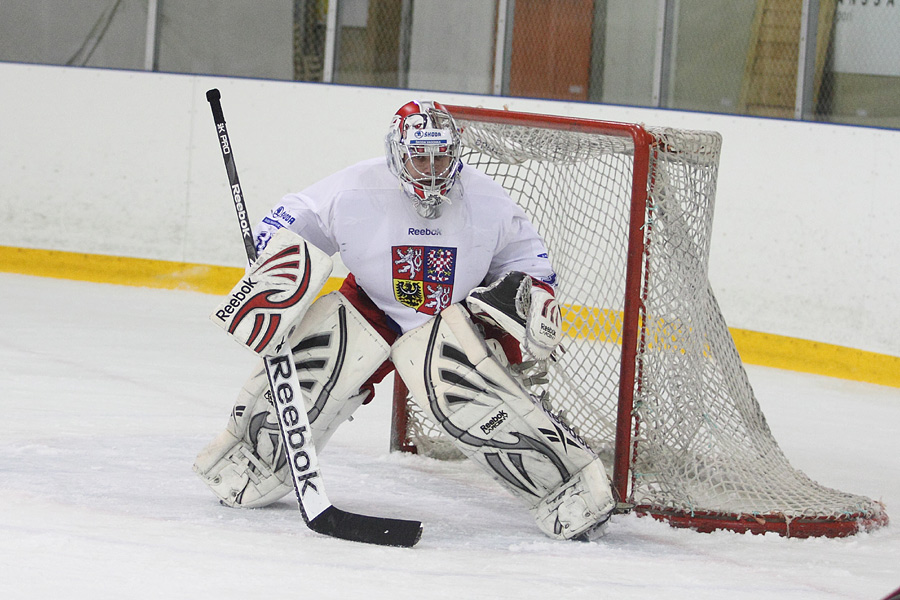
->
[206,88,258,263]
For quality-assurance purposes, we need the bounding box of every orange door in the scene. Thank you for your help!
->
[508,0,594,101]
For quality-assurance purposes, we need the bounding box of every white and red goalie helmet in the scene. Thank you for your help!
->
[385,100,463,219]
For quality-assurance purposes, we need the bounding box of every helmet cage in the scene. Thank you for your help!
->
[386,101,462,218]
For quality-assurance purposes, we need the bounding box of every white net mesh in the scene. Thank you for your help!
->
[394,112,887,535]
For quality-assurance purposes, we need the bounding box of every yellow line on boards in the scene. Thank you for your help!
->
[0,246,242,294]
[2,245,897,388]
[730,329,900,389]
[0,245,343,296]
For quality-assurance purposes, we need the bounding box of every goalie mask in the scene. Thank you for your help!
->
[385,100,463,219]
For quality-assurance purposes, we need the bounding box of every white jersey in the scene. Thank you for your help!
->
[254,157,556,334]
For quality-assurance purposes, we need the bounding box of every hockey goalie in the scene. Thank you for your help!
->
[194,100,616,541]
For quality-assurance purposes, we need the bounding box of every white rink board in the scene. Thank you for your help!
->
[2,62,899,357]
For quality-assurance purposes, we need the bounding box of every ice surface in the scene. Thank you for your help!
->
[1,273,897,600]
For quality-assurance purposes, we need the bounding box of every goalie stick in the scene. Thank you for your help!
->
[205,88,423,547]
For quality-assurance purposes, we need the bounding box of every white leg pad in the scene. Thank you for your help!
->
[391,304,615,539]
[290,292,390,448]
[194,291,389,508]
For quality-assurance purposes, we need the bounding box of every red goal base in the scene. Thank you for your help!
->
[635,506,890,538]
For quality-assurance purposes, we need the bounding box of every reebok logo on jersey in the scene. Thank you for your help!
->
[408,227,442,236]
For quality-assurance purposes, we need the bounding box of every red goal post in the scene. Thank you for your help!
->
[389,105,888,538]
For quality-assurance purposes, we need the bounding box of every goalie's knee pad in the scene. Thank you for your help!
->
[194,291,390,508]
[391,304,615,540]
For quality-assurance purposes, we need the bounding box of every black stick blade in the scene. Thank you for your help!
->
[308,506,423,548]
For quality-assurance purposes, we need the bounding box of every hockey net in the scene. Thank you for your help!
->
[389,105,889,538]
